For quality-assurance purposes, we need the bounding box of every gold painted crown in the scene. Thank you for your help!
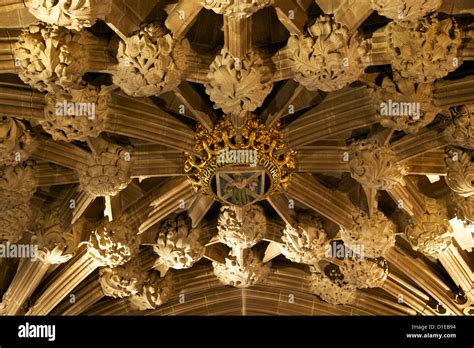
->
[184,117,296,201]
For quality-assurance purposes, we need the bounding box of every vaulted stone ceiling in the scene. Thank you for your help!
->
[0,0,472,316]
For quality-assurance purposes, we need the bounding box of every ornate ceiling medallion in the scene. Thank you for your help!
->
[184,118,295,206]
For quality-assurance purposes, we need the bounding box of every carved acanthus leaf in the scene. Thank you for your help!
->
[370,0,442,21]
[450,193,474,225]
[340,210,397,258]
[0,204,32,243]
[25,0,112,31]
[213,249,271,288]
[217,205,265,249]
[444,148,474,197]
[205,49,273,117]
[280,213,329,265]
[113,22,188,97]
[445,105,474,149]
[0,117,34,166]
[309,269,356,305]
[77,143,132,197]
[14,24,102,92]
[405,198,453,255]
[286,15,367,92]
[374,74,441,133]
[31,208,83,264]
[129,272,173,311]
[338,258,388,289]
[153,215,205,270]
[386,15,462,83]
[349,140,407,190]
[0,164,37,210]
[36,85,111,142]
[87,218,140,268]
[0,163,36,243]
[99,259,145,298]
[201,0,272,17]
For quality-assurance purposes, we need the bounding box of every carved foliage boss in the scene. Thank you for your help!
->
[374,74,441,133]
[370,0,442,21]
[349,139,407,190]
[340,210,397,258]
[205,50,273,117]
[201,0,273,17]
[287,15,367,92]
[0,117,34,166]
[152,215,205,272]
[386,15,462,83]
[14,24,102,92]
[218,205,266,249]
[77,143,132,197]
[39,85,111,142]
[280,213,329,265]
[25,0,112,31]
[213,249,271,288]
[113,22,188,97]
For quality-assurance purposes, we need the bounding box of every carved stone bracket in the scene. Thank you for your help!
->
[286,15,367,92]
[112,22,189,97]
[217,205,266,249]
[340,210,397,258]
[386,15,462,83]
[205,49,273,117]
[280,213,329,265]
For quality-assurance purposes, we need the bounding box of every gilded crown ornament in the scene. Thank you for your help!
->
[184,118,296,206]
